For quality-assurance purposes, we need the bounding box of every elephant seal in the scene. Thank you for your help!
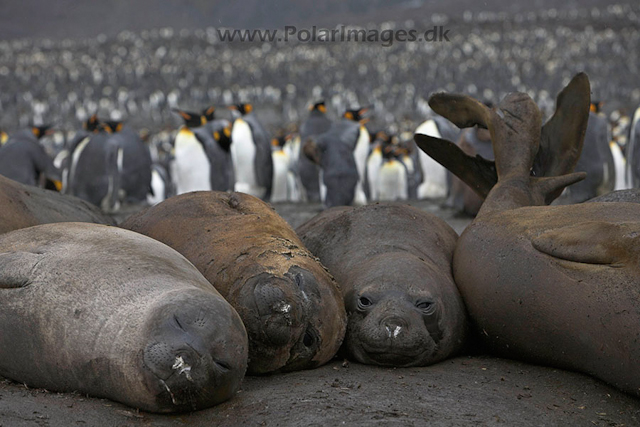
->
[0,222,248,412]
[296,204,467,367]
[415,72,640,397]
[121,191,347,374]
[0,174,114,235]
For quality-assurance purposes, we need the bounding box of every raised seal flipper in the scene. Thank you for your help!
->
[0,252,44,288]
[428,93,491,130]
[414,133,497,199]
[535,72,591,181]
[531,221,638,266]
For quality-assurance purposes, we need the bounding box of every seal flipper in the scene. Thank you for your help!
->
[531,221,637,266]
[0,252,44,288]
[535,73,591,180]
[414,133,497,199]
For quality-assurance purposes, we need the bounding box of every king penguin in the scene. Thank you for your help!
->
[343,107,370,205]
[365,131,387,202]
[172,108,210,195]
[0,125,62,189]
[377,136,408,201]
[229,103,273,200]
[414,117,458,198]
[67,122,123,212]
[299,101,332,202]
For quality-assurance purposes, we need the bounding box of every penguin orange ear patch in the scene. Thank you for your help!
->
[245,104,253,113]
[318,104,327,113]
[214,131,220,140]
[223,126,231,137]
[344,112,354,120]
[178,111,191,120]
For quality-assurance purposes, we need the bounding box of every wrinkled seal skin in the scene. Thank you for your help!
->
[121,192,346,374]
[455,203,640,396]
[415,72,640,397]
[0,174,114,234]
[296,204,467,367]
[0,223,248,413]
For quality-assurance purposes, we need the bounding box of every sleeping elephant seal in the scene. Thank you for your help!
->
[0,174,114,235]
[415,72,640,397]
[0,222,248,413]
[296,204,467,367]
[121,192,346,374]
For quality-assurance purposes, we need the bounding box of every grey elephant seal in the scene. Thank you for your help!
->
[415,72,640,397]
[297,204,467,367]
[0,174,114,235]
[0,222,248,412]
[121,191,347,374]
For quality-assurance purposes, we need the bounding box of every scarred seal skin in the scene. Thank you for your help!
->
[0,222,248,413]
[297,204,468,367]
[121,191,347,374]
[0,174,114,235]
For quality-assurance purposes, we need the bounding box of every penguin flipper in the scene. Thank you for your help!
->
[414,133,497,199]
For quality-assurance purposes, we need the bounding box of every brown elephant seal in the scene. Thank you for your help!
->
[121,191,346,374]
[0,174,114,235]
[0,222,248,412]
[415,72,640,397]
[296,204,467,367]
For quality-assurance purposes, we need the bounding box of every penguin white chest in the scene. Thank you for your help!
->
[231,119,259,195]
[271,150,290,203]
[366,147,382,201]
[378,160,408,201]
[352,126,370,205]
[174,129,211,194]
[415,120,448,198]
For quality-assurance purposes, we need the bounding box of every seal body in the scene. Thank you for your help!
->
[455,203,640,396]
[0,222,248,412]
[121,192,346,374]
[297,204,467,367]
[0,174,114,235]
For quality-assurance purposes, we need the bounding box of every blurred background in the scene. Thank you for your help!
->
[0,0,638,134]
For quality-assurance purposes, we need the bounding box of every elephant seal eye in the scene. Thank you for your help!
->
[357,296,373,311]
[416,300,435,313]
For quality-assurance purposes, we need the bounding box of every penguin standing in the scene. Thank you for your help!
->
[104,120,152,204]
[270,135,290,203]
[171,109,210,195]
[302,113,363,208]
[229,103,273,200]
[343,107,370,205]
[57,115,101,194]
[206,119,235,191]
[0,125,62,189]
[67,123,123,212]
[377,136,408,201]
[365,131,386,202]
[414,116,460,198]
[299,101,332,202]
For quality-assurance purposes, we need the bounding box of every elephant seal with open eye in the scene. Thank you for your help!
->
[415,72,640,397]
[121,191,346,374]
[296,204,467,367]
[0,174,114,235]
[0,222,248,412]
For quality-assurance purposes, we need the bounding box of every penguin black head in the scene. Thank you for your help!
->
[202,106,216,122]
[173,109,206,128]
[31,125,53,139]
[104,120,123,133]
[590,101,603,114]
[381,135,401,160]
[83,114,101,132]
[343,107,369,122]
[213,124,232,152]
[309,101,327,114]
[229,103,253,116]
